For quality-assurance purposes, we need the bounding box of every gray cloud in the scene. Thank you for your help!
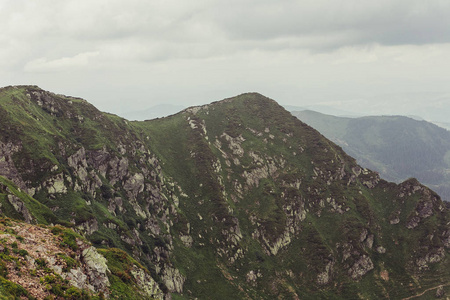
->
[1,0,449,120]
[208,0,450,48]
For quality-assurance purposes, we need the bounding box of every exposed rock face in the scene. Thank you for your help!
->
[162,267,185,293]
[0,90,183,297]
[80,246,110,291]
[443,230,450,249]
[349,255,374,280]
[390,217,400,225]
[406,216,421,229]
[130,265,164,300]
[416,247,446,270]
[221,133,245,157]
[62,244,110,293]
[317,260,334,285]
[405,184,440,229]
[76,218,99,235]
[7,194,33,223]
[262,229,292,256]
[45,173,68,194]
[0,142,26,190]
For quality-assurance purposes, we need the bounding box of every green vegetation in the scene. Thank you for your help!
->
[98,248,162,299]
[0,277,33,300]
[57,253,78,271]
[0,86,448,299]
[0,176,58,225]
[37,273,102,300]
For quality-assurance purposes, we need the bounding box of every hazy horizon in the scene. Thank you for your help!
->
[2,1,450,122]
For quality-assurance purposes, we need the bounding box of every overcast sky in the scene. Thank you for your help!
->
[1,0,450,121]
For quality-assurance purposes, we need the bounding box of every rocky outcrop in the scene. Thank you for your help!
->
[221,133,245,157]
[0,142,26,190]
[416,247,446,270]
[45,173,68,194]
[162,267,185,293]
[243,162,279,188]
[76,218,99,236]
[406,187,439,229]
[62,244,110,293]
[80,246,110,291]
[7,194,33,223]
[443,230,450,249]
[317,260,334,285]
[0,220,110,298]
[359,229,374,249]
[348,255,374,280]
[130,265,164,299]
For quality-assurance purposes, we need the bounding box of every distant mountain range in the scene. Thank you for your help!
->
[283,105,363,118]
[434,121,450,131]
[121,104,186,120]
[292,110,450,201]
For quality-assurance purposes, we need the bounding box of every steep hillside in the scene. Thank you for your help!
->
[293,110,450,201]
[0,86,449,299]
[0,216,162,299]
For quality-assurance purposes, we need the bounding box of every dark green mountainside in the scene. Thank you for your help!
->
[0,86,449,299]
[292,110,450,202]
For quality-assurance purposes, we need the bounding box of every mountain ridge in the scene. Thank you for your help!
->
[0,85,449,299]
[292,109,450,201]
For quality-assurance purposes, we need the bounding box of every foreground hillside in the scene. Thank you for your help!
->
[292,110,450,202]
[0,86,449,299]
[0,215,162,299]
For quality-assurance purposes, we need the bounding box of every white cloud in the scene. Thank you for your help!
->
[24,51,100,72]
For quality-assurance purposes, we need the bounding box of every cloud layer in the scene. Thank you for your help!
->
[1,0,449,120]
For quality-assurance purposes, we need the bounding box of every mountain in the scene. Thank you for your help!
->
[283,105,361,118]
[292,110,450,202]
[0,86,449,299]
[121,104,186,121]
[434,121,450,131]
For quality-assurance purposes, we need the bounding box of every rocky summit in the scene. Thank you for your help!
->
[0,85,449,299]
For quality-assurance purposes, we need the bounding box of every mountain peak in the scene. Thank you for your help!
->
[181,92,279,116]
[1,85,42,91]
